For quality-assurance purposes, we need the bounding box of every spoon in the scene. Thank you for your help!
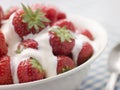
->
[105,44,120,90]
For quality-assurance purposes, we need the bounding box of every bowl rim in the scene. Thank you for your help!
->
[0,15,107,89]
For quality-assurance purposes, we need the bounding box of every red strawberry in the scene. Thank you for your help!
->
[12,9,31,38]
[4,6,19,20]
[0,6,4,26]
[32,4,66,25]
[77,42,93,65]
[77,29,94,40]
[57,11,66,20]
[44,6,57,25]
[43,6,67,25]
[31,4,57,25]
[36,5,58,25]
[12,4,50,38]
[17,57,45,83]
[53,19,76,32]
[16,39,38,53]
[0,31,8,56]
[49,27,75,55]
[0,55,13,85]
[57,55,75,74]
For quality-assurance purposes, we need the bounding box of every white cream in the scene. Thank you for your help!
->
[1,14,21,83]
[11,27,57,83]
[1,14,21,56]
[72,33,91,64]
[24,28,58,77]
[72,35,83,64]
[1,13,94,84]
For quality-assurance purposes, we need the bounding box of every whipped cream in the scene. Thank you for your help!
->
[1,13,93,84]
[1,14,21,56]
[72,34,90,64]
[11,28,58,83]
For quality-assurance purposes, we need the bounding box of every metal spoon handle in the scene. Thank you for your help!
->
[105,73,119,90]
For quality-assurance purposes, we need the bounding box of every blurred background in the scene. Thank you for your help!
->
[0,0,120,90]
[1,0,120,36]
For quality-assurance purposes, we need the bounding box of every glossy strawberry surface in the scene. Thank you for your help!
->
[49,27,75,55]
[53,19,76,32]
[12,4,50,38]
[16,39,38,53]
[81,29,94,40]
[0,31,8,56]
[0,56,13,85]
[77,42,94,65]
[57,55,75,74]
[17,58,45,83]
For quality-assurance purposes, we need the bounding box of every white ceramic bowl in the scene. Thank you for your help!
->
[0,14,107,90]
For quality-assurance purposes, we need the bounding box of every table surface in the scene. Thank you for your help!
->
[1,0,120,90]
[79,31,120,90]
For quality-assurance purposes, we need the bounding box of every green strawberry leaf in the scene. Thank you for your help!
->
[51,26,75,42]
[21,4,50,31]
[30,58,44,72]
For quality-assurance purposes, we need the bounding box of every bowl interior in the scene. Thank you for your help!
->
[0,15,107,89]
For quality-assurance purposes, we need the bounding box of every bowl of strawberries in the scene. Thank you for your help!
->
[0,3,107,90]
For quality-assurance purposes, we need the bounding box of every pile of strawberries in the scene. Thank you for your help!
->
[0,4,94,85]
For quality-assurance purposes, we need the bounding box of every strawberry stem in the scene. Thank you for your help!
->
[15,49,21,54]
[21,4,50,31]
[51,26,74,42]
[30,58,44,72]
[62,66,71,73]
